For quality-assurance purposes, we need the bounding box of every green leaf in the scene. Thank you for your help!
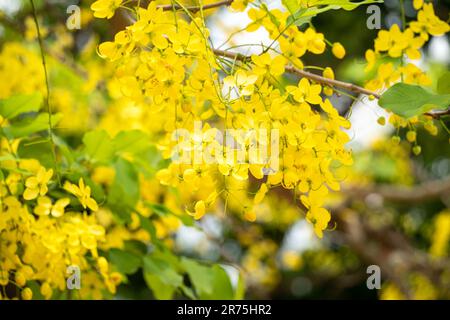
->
[143,255,183,299]
[316,0,382,11]
[181,258,215,296]
[145,201,194,226]
[139,216,158,242]
[199,265,234,300]
[437,71,450,94]
[132,145,166,178]
[2,113,62,138]
[0,93,43,119]
[53,135,75,166]
[17,138,55,169]
[282,0,299,14]
[146,202,172,217]
[283,0,382,26]
[113,130,151,156]
[108,249,142,275]
[286,8,312,27]
[379,83,450,118]
[235,271,246,300]
[107,158,139,223]
[82,130,115,164]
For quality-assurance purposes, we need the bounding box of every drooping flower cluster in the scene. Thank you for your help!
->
[93,1,354,238]
[0,138,124,299]
[364,2,449,152]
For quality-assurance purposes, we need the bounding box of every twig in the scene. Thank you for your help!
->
[158,0,233,12]
[214,49,450,119]
[342,176,450,204]
[424,108,450,119]
[133,0,233,11]
[214,48,381,97]
[29,0,60,184]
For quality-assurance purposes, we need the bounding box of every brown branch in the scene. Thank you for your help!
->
[133,0,233,12]
[342,176,450,204]
[213,49,450,119]
[158,0,234,12]
[424,108,450,119]
[213,48,381,98]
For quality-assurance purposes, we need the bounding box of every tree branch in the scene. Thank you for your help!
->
[213,48,381,98]
[424,108,450,119]
[342,176,450,204]
[213,49,450,119]
[158,0,234,12]
[133,0,234,11]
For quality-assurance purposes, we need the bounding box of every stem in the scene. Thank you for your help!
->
[213,48,381,98]
[29,0,60,184]
[138,0,234,12]
[399,0,405,81]
[213,48,450,119]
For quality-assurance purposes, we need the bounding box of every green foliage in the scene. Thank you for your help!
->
[107,158,140,223]
[379,83,450,118]
[0,93,42,119]
[82,130,115,164]
[437,71,450,95]
[2,113,62,139]
[108,249,142,275]
[17,138,55,169]
[141,250,238,300]
[283,0,382,26]
[143,253,184,299]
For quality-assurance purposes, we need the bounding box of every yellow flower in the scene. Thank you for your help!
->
[254,183,268,204]
[98,41,118,60]
[365,49,377,72]
[413,0,423,10]
[331,42,346,59]
[231,0,254,11]
[374,24,408,57]
[21,287,33,300]
[410,4,450,40]
[246,8,266,32]
[64,178,99,211]
[430,210,450,257]
[282,251,302,270]
[403,28,425,60]
[91,0,122,19]
[287,78,322,105]
[303,28,326,54]
[23,167,53,200]
[15,271,26,287]
[300,186,330,238]
[251,53,286,77]
[322,67,334,96]
[34,196,70,217]
[40,282,52,300]
[187,200,206,220]
[224,70,258,96]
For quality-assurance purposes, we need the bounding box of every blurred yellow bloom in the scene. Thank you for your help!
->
[64,178,99,211]
[21,287,32,300]
[254,183,268,204]
[34,196,70,217]
[23,167,53,200]
[91,0,122,19]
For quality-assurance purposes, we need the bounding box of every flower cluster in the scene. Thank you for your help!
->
[0,137,123,299]
[93,0,354,238]
[364,2,449,152]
